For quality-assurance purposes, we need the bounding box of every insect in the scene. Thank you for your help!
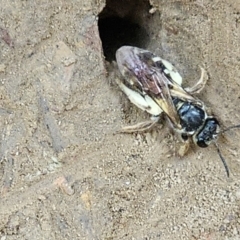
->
[115,46,240,177]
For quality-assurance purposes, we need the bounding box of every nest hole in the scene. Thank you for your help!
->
[98,0,152,61]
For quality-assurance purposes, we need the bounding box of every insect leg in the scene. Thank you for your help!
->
[116,77,162,132]
[115,77,163,116]
[185,67,207,94]
[178,138,191,157]
[120,117,160,133]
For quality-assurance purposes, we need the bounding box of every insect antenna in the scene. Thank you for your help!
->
[214,142,230,177]
[213,123,240,177]
[220,124,240,134]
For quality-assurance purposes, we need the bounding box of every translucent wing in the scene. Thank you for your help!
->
[135,47,202,105]
[116,46,182,129]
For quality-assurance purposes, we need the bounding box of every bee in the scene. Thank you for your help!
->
[115,46,240,177]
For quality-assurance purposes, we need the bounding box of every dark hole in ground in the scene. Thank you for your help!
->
[98,0,151,61]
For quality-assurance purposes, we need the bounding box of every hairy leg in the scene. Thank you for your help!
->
[185,67,207,94]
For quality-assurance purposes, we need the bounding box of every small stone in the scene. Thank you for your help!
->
[0,64,6,72]
[38,195,47,201]
[125,180,130,185]
[235,189,240,199]
[149,7,157,14]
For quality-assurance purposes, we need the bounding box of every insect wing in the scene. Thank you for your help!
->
[116,46,181,129]
[136,47,201,105]
[146,69,182,129]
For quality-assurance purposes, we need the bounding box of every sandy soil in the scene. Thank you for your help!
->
[0,0,240,239]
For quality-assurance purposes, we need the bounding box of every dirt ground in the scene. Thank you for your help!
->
[0,0,240,239]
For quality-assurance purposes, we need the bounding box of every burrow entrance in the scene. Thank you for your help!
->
[98,0,154,61]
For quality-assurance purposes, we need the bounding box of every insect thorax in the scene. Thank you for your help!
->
[173,98,206,136]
